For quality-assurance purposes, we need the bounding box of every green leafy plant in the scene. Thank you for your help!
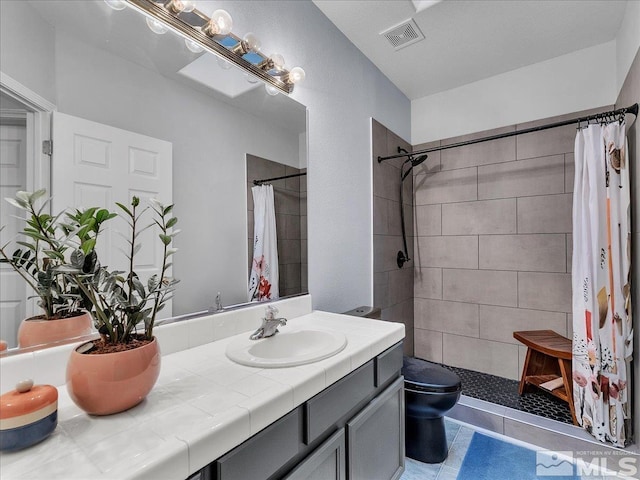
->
[0,190,115,319]
[65,196,179,344]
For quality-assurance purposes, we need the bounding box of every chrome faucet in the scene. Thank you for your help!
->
[208,292,224,313]
[215,292,223,312]
[250,305,287,340]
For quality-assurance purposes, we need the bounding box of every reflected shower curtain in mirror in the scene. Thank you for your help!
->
[249,185,279,302]
[572,121,633,447]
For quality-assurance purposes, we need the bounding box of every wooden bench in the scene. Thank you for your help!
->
[513,330,577,425]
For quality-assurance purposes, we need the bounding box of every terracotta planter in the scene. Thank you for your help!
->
[18,312,93,348]
[66,337,161,415]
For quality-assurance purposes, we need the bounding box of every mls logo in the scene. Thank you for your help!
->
[536,451,575,476]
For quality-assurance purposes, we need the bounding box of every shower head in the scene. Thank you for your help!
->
[411,154,428,167]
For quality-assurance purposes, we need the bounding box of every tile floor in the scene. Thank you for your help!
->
[401,418,630,480]
[400,419,472,480]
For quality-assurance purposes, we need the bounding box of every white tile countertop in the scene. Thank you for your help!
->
[0,310,404,480]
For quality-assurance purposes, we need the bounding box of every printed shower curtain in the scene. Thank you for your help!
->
[248,184,279,302]
[572,120,633,447]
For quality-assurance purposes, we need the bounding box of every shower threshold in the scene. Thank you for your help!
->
[439,364,639,460]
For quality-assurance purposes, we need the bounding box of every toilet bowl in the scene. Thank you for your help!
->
[402,356,462,463]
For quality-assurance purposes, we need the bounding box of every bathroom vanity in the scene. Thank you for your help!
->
[0,296,405,480]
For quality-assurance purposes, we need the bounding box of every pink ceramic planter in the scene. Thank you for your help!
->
[18,312,93,348]
[66,337,161,415]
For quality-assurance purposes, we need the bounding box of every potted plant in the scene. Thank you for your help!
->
[64,196,179,415]
[0,190,115,348]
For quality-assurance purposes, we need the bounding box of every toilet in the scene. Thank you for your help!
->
[402,356,462,463]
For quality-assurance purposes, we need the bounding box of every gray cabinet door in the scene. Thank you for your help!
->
[284,429,346,480]
[346,376,405,480]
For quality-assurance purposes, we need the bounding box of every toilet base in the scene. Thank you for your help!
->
[405,415,448,464]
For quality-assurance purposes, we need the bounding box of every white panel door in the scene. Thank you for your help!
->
[0,123,27,347]
[51,112,173,318]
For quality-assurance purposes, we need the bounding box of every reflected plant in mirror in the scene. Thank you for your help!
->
[0,190,116,348]
[62,197,179,350]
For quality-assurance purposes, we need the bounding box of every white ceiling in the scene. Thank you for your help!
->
[313,0,628,100]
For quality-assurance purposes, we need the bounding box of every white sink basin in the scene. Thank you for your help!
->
[225,329,348,368]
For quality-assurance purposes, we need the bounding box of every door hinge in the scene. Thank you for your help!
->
[42,140,52,156]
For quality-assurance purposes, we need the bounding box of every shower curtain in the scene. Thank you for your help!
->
[572,120,633,447]
[248,184,279,302]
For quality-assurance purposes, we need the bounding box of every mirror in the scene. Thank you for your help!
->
[0,0,307,353]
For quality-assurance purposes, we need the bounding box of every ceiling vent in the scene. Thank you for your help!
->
[380,19,425,50]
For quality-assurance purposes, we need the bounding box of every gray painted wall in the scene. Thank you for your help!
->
[0,1,56,104]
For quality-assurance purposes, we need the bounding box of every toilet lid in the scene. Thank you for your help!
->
[402,356,462,393]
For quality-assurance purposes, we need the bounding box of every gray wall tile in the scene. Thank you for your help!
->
[443,269,518,307]
[566,234,572,273]
[479,305,567,344]
[374,272,389,309]
[479,234,566,272]
[442,199,516,235]
[387,199,403,237]
[414,267,442,299]
[374,161,401,202]
[443,334,520,379]
[516,124,575,159]
[416,236,478,269]
[564,152,574,193]
[517,194,572,234]
[414,329,442,363]
[382,299,414,356]
[373,196,389,235]
[478,155,564,199]
[441,135,515,170]
[415,167,477,205]
[374,235,402,272]
[415,204,441,236]
[415,298,479,337]
[518,272,572,313]
[389,267,413,305]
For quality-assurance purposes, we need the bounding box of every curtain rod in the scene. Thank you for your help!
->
[253,172,307,185]
[378,103,639,163]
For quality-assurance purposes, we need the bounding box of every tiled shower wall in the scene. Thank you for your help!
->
[615,48,639,442]
[412,106,611,380]
[372,119,414,356]
[247,154,307,298]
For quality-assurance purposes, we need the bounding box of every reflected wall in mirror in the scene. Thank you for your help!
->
[0,0,308,353]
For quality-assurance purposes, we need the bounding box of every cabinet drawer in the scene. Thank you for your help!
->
[375,342,403,387]
[304,361,374,444]
[214,407,303,480]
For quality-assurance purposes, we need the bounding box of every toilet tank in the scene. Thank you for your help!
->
[341,306,382,320]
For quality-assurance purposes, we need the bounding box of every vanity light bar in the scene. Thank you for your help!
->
[124,0,299,94]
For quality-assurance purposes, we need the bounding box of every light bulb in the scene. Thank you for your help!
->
[105,0,126,10]
[217,57,232,70]
[168,0,196,13]
[265,84,279,96]
[204,9,233,36]
[269,53,285,72]
[242,33,261,53]
[146,17,168,34]
[245,74,259,84]
[288,66,306,84]
[185,39,204,53]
